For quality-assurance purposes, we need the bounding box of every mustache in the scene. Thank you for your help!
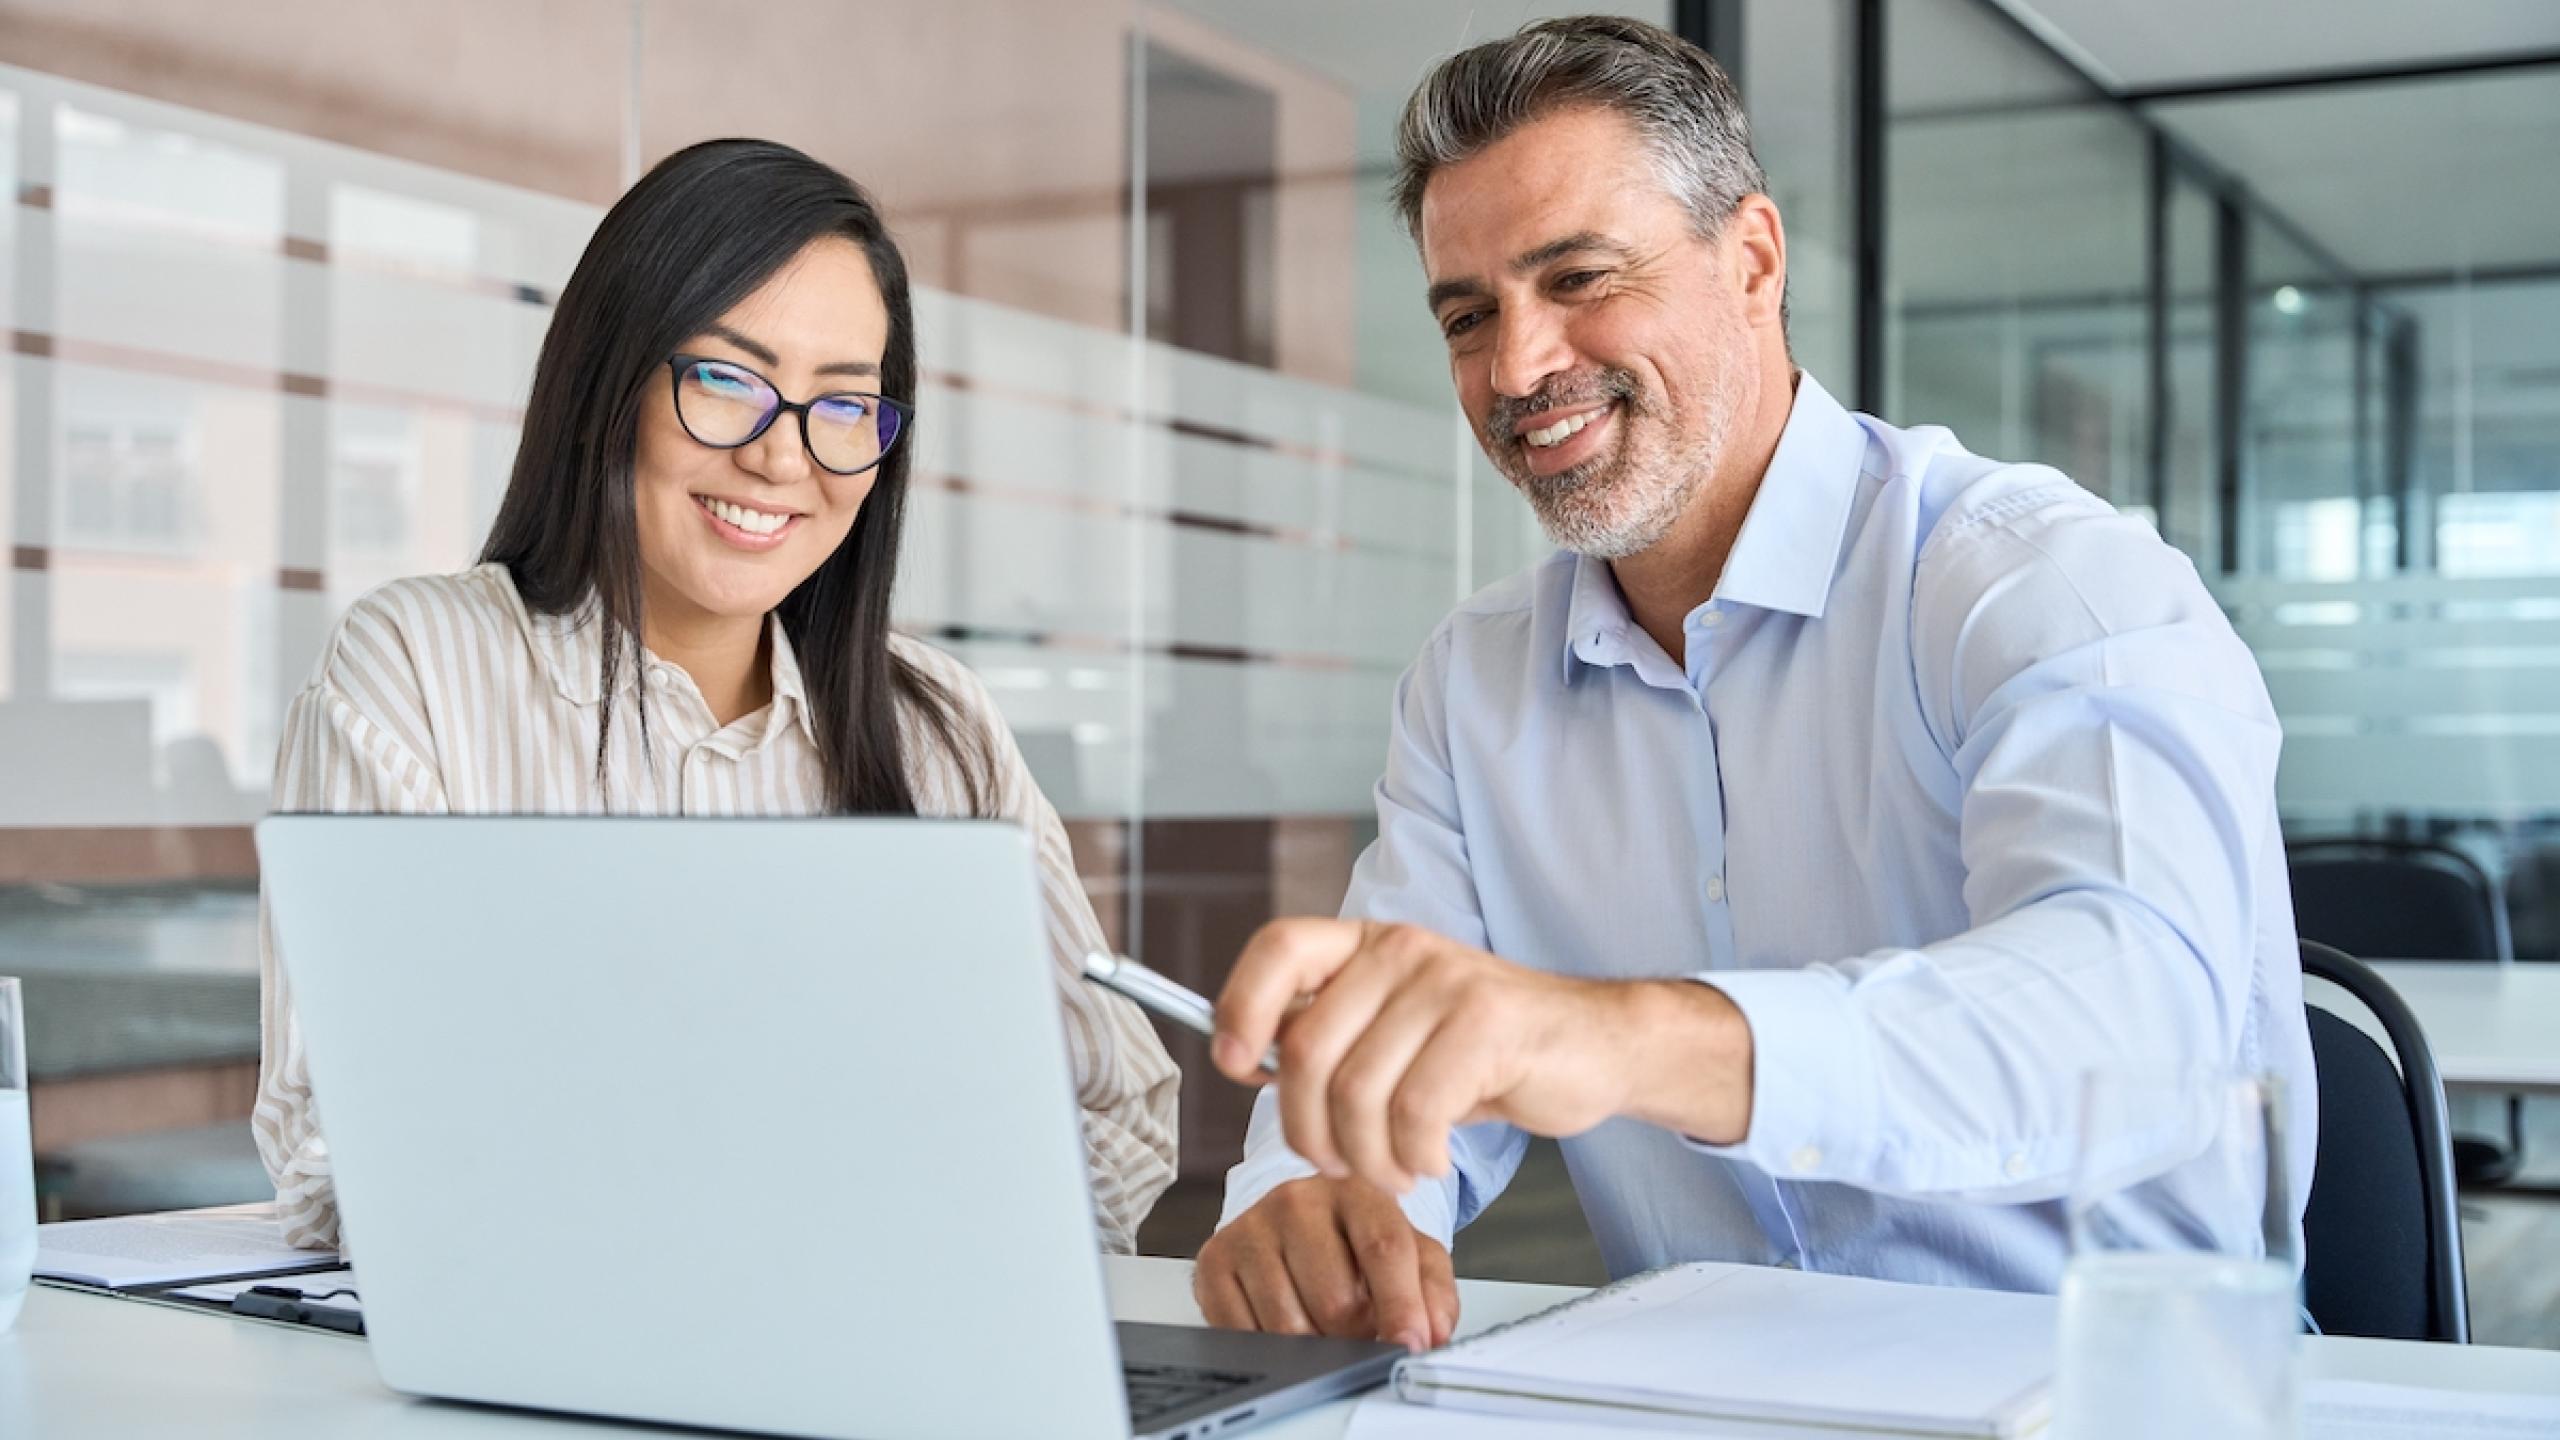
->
[1483,369,1642,446]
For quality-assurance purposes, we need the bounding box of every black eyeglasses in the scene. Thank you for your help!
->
[665,354,912,477]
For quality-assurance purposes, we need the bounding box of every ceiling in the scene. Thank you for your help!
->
[2001,0,2560,93]
[1155,0,2558,288]
[2148,72,2560,279]
[1959,0,2560,283]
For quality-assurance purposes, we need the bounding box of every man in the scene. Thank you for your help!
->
[1193,15,2315,1353]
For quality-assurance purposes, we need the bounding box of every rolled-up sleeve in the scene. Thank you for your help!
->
[963,687,1179,1254]
[1692,496,2285,1202]
[1217,627,1532,1244]
[256,679,449,1250]
[1028,793,1181,1254]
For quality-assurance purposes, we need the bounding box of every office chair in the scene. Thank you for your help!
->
[2298,939,2470,1343]
[2288,836,2523,1185]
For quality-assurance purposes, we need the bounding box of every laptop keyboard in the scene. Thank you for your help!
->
[1122,1361,1258,1426]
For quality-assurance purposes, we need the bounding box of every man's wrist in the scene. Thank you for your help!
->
[1611,978,1755,1144]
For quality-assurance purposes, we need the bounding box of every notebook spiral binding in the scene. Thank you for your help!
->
[1390,1263,1685,1403]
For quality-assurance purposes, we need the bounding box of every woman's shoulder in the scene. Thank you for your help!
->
[308,564,533,691]
[883,631,1032,815]
[885,630,1002,720]
[332,562,518,625]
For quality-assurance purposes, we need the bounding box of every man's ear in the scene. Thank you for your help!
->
[1725,194,1787,332]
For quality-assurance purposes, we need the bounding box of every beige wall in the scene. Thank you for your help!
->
[0,0,631,201]
[1,0,1369,373]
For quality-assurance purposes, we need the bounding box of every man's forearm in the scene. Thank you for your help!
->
[1610,978,1756,1146]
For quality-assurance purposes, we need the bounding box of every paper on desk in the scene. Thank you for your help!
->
[1355,1378,2560,1439]
[35,1210,338,1288]
[1346,1390,1811,1439]
[2305,1379,2560,1438]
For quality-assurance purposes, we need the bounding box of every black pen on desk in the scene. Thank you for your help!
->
[1078,951,1281,1076]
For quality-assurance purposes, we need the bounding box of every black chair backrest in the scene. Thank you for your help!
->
[2289,837,2511,961]
[2298,939,2470,1342]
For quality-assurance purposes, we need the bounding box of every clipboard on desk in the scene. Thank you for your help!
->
[36,1265,367,1336]
[33,1207,366,1336]
[167,1269,365,1334]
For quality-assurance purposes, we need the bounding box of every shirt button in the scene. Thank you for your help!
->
[1705,875,1726,903]
[648,667,673,690]
[2004,1153,2030,1181]
[1790,1145,1822,1174]
[1699,608,1724,629]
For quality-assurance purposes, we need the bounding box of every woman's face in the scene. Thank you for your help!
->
[633,236,894,632]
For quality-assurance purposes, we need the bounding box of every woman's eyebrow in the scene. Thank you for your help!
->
[706,322,877,379]
[706,322,779,366]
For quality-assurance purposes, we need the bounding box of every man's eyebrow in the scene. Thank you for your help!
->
[1426,276,1490,312]
[707,322,878,380]
[1425,232,1639,313]
[1513,231,1635,272]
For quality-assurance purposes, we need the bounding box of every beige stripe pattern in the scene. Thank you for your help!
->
[253,564,1178,1253]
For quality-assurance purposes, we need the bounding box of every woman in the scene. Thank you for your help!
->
[252,139,1178,1253]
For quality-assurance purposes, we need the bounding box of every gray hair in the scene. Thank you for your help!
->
[1392,15,1767,243]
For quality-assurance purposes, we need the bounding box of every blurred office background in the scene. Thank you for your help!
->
[0,0,2554,1343]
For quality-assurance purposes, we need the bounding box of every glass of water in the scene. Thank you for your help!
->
[2053,1068,2298,1440]
[0,977,31,1332]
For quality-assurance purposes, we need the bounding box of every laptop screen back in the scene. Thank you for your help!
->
[259,814,1132,1440]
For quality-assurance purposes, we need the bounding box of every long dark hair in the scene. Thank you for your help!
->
[481,137,985,815]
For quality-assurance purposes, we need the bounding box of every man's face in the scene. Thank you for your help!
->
[1420,106,1754,559]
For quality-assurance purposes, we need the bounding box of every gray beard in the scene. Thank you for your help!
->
[1512,377,1738,561]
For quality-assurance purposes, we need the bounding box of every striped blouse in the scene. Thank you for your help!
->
[253,563,1179,1253]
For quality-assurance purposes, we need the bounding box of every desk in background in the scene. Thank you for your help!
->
[2363,961,2560,1096]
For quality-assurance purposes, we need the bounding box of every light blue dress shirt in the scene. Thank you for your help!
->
[1219,373,2316,1296]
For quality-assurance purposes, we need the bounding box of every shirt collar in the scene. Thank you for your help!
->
[1557,372,1870,685]
[512,572,817,747]
[763,616,817,748]
[1711,371,1869,621]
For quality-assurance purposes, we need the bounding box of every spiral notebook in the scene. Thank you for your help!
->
[1392,1262,2056,1438]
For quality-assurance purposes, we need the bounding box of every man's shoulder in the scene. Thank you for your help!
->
[1419,551,1576,667]
[1887,429,2221,681]
[1451,549,1573,618]
[1858,420,2142,583]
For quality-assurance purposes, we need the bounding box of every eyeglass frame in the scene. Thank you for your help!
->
[662,354,913,478]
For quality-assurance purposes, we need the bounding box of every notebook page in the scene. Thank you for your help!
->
[34,1210,338,1289]
[1348,1388,1699,1438]
[1407,1263,2055,1434]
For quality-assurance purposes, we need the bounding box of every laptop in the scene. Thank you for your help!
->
[258,815,1400,1440]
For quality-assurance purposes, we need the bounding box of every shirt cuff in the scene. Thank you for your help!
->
[1684,968,1877,1182]
[1216,1089,1460,1247]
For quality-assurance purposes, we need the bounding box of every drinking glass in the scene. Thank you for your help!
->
[2052,1068,2299,1440]
[0,977,32,1332]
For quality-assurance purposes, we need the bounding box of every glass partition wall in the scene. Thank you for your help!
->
[2,0,2554,1268]
[1873,1,2560,951]
[0,1,1648,1239]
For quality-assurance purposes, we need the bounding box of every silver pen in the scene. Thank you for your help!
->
[1079,951,1281,1076]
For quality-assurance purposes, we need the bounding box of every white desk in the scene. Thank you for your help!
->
[6,1257,2558,1438]
[2363,961,2560,1094]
